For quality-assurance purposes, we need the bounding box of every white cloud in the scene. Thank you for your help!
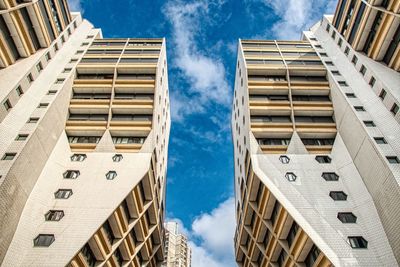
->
[255,0,338,40]
[164,0,231,121]
[168,197,236,267]
[67,0,83,12]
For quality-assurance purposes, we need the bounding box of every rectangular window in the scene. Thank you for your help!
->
[344,46,350,55]
[16,86,23,96]
[27,73,34,83]
[364,121,376,127]
[63,68,72,73]
[369,76,376,87]
[2,153,16,160]
[351,55,358,65]
[354,106,365,111]
[55,78,65,84]
[360,65,366,75]
[3,99,12,111]
[320,52,327,57]
[331,70,340,75]
[47,90,57,95]
[70,58,78,63]
[338,81,348,86]
[374,137,387,144]
[390,103,399,115]
[15,134,28,141]
[38,103,49,108]
[36,62,43,73]
[45,52,51,61]
[379,89,387,100]
[332,31,336,39]
[338,38,342,47]
[325,61,334,66]
[28,117,39,123]
[386,156,400,164]
[326,24,330,32]
[346,93,356,98]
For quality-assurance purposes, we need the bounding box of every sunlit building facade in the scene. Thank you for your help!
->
[232,18,399,267]
[0,3,170,267]
[162,222,191,267]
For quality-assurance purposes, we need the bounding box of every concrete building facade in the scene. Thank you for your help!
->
[232,2,400,265]
[162,222,191,267]
[0,3,170,267]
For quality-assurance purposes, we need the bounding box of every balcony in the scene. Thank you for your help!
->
[251,116,293,137]
[249,97,291,116]
[112,99,153,114]
[112,136,146,152]
[68,136,101,151]
[292,101,333,116]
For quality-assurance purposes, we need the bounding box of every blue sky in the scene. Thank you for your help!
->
[68,0,337,266]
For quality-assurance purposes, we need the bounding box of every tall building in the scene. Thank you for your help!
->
[232,2,400,265]
[162,222,191,267]
[0,3,170,267]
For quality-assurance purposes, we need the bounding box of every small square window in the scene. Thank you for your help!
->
[36,62,43,73]
[76,50,83,54]
[329,191,347,201]
[2,153,16,160]
[81,42,89,46]
[45,210,64,221]
[71,153,86,161]
[27,73,34,83]
[360,65,366,75]
[279,155,290,164]
[338,38,342,47]
[320,52,327,57]
[344,47,350,55]
[87,35,94,38]
[338,81,348,86]
[354,106,365,111]
[112,154,123,162]
[63,68,72,73]
[70,58,78,63]
[310,37,317,41]
[364,121,375,127]
[106,171,117,180]
[346,93,356,98]
[386,156,400,164]
[33,234,55,247]
[322,172,339,181]
[285,172,297,182]
[54,189,73,199]
[332,70,340,75]
[351,55,358,65]
[63,170,80,179]
[390,103,399,115]
[38,103,49,108]
[315,45,322,48]
[47,90,57,95]
[3,99,12,111]
[369,76,376,87]
[15,134,28,141]
[379,89,387,100]
[348,236,368,249]
[325,61,334,66]
[315,155,331,163]
[27,117,39,123]
[45,52,51,61]
[55,78,65,84]
[374,137,387,144]
[16,86,23,96]
[337,212,357,223]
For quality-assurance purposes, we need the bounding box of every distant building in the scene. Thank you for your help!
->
[163,222,192,267]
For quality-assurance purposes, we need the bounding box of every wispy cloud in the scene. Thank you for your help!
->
[169,197,236,267]
[164,0,231,122]
[249,0,338,40]
[67,0,83,12]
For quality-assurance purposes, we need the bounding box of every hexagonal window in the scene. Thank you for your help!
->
[33,234,55,247]
[322,172,339,181]
[285,172,297,182]
[112,154,123,162]
[337,212,357,223]
[70,154,86,162]
[315,155,331,163]
[329,191,347,201]
[106,171,117,180]
[279,155,290,164]
[63,170,80,179]
[54,189,73,199]
[45,210,64,221]
[348,236,368,248]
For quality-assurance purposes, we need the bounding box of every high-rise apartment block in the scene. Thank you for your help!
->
[232,1,400,267]
[0,2,170,266]
[162,222,191,267]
